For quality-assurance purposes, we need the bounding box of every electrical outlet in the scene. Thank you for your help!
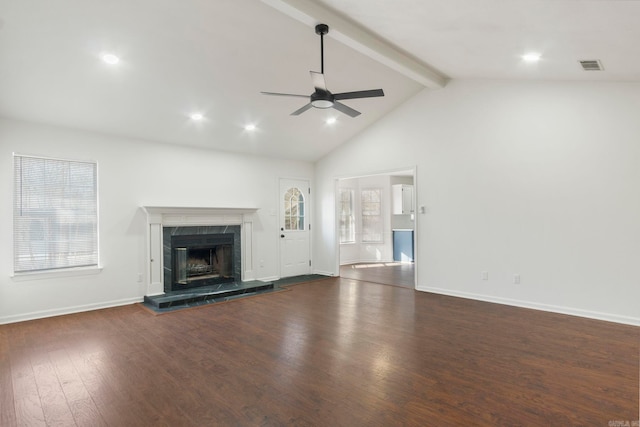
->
[513,274,521,284]
[137,273,143,283]
[481,271,488,281]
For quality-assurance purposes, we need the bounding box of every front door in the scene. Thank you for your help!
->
[279,178,311,278]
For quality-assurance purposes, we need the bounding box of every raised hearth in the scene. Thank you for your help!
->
[142,274,327,313]
[143,280,277,313]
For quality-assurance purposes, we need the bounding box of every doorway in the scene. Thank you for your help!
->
[336,169,416,288]
[279,178,311,278]
[339,262,414,289]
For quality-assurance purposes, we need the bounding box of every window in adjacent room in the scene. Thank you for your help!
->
[338,188,355,244]
[361,188,383,243]
[13,154,99,273]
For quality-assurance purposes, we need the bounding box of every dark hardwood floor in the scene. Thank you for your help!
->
[1,277,638,426]
[340,262,415,288]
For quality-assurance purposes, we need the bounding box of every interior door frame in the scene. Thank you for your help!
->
[334,166,418,288]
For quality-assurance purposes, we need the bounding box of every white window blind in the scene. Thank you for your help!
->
[361,188,383,243]
[13,154,99,273]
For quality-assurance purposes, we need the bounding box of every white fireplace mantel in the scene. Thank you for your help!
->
[141,206,259,296]
[141,206,258,226]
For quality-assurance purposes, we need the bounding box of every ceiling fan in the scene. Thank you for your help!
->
[261,23,384,118]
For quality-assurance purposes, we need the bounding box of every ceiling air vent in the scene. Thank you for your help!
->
[579,60,604,71]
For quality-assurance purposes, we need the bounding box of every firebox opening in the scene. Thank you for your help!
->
[170,232,236,291]
[174,245,233,286]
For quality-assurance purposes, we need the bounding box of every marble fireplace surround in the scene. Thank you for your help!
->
[141,206,258,296]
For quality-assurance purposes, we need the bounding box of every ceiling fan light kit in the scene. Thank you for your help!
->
[310,92,333,109]
[261,23,384,118]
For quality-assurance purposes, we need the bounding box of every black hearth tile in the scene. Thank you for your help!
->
[143,280,276,311]
[143,275,330,314]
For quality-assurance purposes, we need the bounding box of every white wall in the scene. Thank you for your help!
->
[0,118,313,323]
[315,79,640,325]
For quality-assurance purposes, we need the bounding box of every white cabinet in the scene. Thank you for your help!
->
[392,184,414,215]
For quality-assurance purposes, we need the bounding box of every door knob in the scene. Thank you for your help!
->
[280,234,285,238]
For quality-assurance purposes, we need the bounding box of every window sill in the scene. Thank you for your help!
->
[10,265,103,282]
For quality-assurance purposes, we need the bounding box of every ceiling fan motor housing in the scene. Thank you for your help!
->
[311,90,334,108]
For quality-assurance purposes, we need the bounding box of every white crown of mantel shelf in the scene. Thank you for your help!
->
[141,206,259,226]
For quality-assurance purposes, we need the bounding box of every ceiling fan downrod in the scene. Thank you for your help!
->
[315,24,329,75]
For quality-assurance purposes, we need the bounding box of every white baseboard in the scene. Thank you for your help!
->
[7,287,633,327]
[418,286,640,327]
[340,258,394,266]
[259,272,333,282]
[312,270,334,277]
[0,297,144,325]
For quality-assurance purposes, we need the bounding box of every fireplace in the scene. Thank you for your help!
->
[163,225,241,292]
[142,206,257,297]
[172,233,234,289]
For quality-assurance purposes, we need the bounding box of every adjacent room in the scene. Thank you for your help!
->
[338,171,416,288]
[1,0,638,425]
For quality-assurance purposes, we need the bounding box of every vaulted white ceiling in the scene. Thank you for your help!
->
[1,0,638,162]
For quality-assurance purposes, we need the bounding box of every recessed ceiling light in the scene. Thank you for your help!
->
[244,124,256,131]
[101,53,120,65]
[190,113,204,121]
[522,53,541,63]
[325,117,337,125]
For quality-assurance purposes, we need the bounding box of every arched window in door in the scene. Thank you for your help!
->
[284,187,305,230]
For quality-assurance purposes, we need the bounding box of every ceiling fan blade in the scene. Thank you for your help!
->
[310,71,327,91]
[291,103,313,116]
[261,91,309,99]
[333,89,385,100]
[332,101,361,118]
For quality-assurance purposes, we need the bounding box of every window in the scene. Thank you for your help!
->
[13,154,99,273]
[361,188,383,243]
[338,189,355,243]
[284,187,305,230]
